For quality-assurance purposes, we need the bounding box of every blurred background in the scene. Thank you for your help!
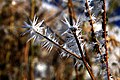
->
[0,0,120,80]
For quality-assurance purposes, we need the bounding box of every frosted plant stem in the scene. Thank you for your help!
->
[85,0,110,79]
[68,0,96,80]
[72,32,96,80]
[43,23,65,43]
[33,29,82,60]
[68,1,79,79]
[85,0,104,57]
[102,0,110,80]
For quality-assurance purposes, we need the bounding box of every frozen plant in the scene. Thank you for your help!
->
[22,0,113,80]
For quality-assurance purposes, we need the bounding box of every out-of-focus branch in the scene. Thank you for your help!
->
[45,6,67,23]
[23,43,29,80]
[102,0,110,80]
[29,0,35,80]
[23,0,35,80]
[85,0,95,41]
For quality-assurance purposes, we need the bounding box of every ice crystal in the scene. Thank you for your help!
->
[61,16,84,57]
[22,15,58,52]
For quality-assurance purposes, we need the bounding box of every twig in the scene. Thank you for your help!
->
[85,1,111,79]
[73,31,96,80]
[68,0,96,80]
[68,0,76,25]
[84,0,103,55]
[30,0,35,20]
[85,0,105,60]
[23,43,29,80]
[102,0,110,80]
[84,45,91,67]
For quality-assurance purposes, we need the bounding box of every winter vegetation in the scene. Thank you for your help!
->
[0,0,120,80]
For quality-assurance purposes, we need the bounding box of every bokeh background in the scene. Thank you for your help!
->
[0,0,120,80]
